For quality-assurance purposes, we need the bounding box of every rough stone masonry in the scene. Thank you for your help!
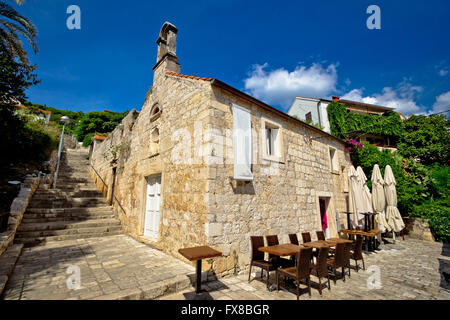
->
[90,22,352,276]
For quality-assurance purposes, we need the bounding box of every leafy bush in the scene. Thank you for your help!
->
[327,102,404,143]
[398,114,449,165]
[23,101,84,135]
[411,199,450,243]
[75,111,127,146]
[350,142,431,214]
[0,105,58,164]
[82,132,96,147]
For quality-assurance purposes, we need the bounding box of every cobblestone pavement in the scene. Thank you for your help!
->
[160,239,450,300]
[1,235,194,300]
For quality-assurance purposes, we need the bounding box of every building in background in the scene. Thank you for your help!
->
[289,96,398,150]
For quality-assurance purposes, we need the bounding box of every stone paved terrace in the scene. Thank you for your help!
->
[1,236,449,300]
[160,239,450,300]
[1,235,194,300]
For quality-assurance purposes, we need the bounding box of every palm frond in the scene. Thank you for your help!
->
[0,1,38,61]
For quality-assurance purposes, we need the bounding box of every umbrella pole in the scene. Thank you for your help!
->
[393,231,396,244]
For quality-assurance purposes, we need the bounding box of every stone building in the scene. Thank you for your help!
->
[90,22,352,275]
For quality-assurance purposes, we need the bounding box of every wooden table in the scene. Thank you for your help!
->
[258,243,304,257]
[178,245,222,294]
[326,238,354,245]
[302,240,331,249]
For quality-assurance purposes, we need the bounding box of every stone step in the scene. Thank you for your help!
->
[34,189,103,198]
[22,214,115,223]
[53,178,92,183]
[32,191,104,200]
[14,231,123,247]
[15,225,122,238]
[26,206,114,215]
[0,244,24,296]
[29,197,107,208]
[17,219,121,232]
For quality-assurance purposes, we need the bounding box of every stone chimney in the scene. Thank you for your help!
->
[332,96,340,102]
[153,22,180,75]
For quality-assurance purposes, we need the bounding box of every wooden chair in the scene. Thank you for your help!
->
[326,242,346,284]
[277,247,313,300]
[288,233,299,262]
[351,236,365,271]
[342,242,352,280]
[310,246,331,295]
[265,235,293,268]
[289,233,299,245]
[316,231,326,241]
[302,232,318,260]
[248,236,275,289]
[301,232,312,243]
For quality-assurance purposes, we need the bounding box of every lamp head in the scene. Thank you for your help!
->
[60,116,70,124]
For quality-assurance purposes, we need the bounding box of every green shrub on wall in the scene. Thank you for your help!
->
[0,105,58,164]
[411,199,450,243]
[327,102,404,142]
[350,142,449,242]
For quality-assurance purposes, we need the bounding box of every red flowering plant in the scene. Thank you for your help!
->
[344,139,364,152]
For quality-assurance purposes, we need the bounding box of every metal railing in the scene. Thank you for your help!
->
[90,164,127,216]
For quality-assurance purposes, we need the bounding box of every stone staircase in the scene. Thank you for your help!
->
[14,148,122,247]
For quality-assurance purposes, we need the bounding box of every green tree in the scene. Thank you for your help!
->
[0,1,38,65]
[398,114,449,165]
[0,50,38,103]
[75,111,128,146]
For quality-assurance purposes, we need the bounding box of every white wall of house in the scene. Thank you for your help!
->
[288,97,331,133]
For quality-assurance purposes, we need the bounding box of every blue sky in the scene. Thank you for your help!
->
[16,0,450,115]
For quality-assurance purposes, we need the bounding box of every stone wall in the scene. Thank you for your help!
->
[0,175,40,256]
[404,217,435,242]
[90,65,213,259]
[203,86,351,274]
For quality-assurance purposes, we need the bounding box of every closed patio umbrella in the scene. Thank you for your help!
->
[348,165,365,229]
[357,166,373,214]
[371,164,389,232]
[384,165,405,235]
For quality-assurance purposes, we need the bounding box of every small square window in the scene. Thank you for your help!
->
[261,118,283,162]
[305,112,312,122]
[329,147,338,172]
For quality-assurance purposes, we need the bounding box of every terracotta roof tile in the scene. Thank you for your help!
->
[166,71,214,82]
[94,135,107,141]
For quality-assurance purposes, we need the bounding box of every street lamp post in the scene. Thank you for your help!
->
[53,116,70,189]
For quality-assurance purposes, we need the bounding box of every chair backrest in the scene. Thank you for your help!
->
[250,236,264,261]
[352,236,364,260]
[265,235,279,246]
[289,233,299,245]
[301,232,312,243]
[316,246,330,277]
[265,235,279,260]
[333,242,346,268]
[343,242,353,265]
[316,231,326,241]
[296,247,313,279]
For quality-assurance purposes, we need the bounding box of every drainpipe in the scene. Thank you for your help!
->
[317,101,322,128]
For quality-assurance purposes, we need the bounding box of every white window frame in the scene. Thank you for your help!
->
[329,147,338,173]
[261,117,284,162]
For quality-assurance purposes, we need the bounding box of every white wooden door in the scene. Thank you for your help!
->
[144,174,161,241]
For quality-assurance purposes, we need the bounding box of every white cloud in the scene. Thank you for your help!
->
[432,91,450,114]
[439,69,448,77]
[342,80,424,115]
[244,62,338,109]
